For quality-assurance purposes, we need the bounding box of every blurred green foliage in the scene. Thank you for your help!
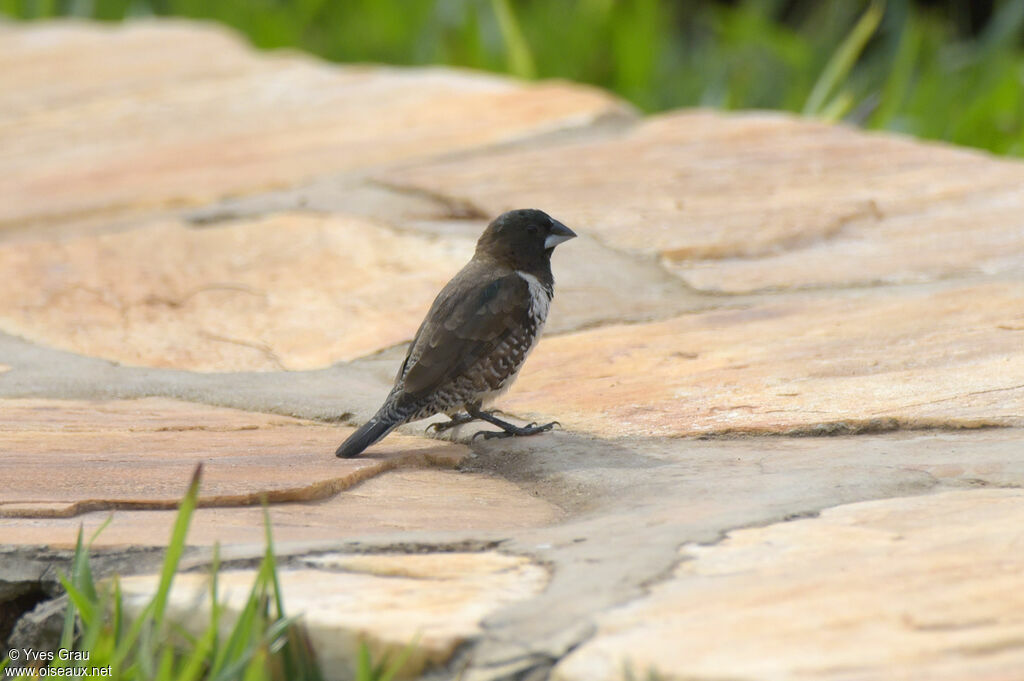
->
[2,0,1024,156]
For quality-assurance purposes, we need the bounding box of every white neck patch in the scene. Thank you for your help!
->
[516,271,552,322]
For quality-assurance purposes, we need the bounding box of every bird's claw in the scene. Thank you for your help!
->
[472,429,505,441]
[427,413,475,435]
[471,420,559,441]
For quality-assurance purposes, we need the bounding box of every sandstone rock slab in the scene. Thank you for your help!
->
[0,21,630,237]
[119,552,548,679]
[0,213,473,371]
[184,169,720,336]
[554,488,1024,681]
[0,398,464,519]
[503,281,1024,437]
[0,205,710,374]
[0,469,561,548]
[383,111,1024,291]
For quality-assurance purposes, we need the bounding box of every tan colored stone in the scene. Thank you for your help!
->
[0,469,562,547]
[502,281,1024,437]
[383,111,1024,291]
[0,398,464,519]
[554,489,1024,681]
[305,551,532,580]
[0,213,472,370]
[119,552,548,679]
[672,201,1024,292]
[0,21,629,236]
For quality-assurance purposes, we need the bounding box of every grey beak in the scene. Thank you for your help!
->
[544,220,577,249]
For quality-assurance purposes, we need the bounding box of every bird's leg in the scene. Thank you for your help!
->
[467,404,559,441]
[425,412,476,434]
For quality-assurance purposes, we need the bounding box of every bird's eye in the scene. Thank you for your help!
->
[527,225,539,235]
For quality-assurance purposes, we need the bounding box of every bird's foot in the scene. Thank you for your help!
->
[472,420,560,441]
[466,404,560,441]
[425,412,476,434]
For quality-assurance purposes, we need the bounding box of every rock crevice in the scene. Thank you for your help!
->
[3,20,1024,681]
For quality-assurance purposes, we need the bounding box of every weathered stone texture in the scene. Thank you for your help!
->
[554,489,1024,681]
[0,468,561,547]
[120,552,548,680]
[0,21,629,236]
[383,111,1024,291]
[0,398,561,547]
[505,281,1024,437]
[0,398,464,520]
[0,214,473,371]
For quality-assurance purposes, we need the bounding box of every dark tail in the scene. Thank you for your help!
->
[335,415,398,458]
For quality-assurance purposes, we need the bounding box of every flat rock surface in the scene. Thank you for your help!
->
[383,111,1024,291]
[0,214,474,370]
[554,489,1024,681]
[119,552,548,678]
[0,398,464,519]
[0,469,561,547]
[505,280,1024,437]
[0,21,629,238]
[3,20,1024,681]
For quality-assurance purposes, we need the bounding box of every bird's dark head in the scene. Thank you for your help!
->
[475,209,576,272]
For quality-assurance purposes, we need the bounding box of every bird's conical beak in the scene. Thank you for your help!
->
[545,220,577,249]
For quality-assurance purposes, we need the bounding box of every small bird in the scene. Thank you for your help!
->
[336,209,576,458]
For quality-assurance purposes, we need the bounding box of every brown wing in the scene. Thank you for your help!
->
[398,265,531,400]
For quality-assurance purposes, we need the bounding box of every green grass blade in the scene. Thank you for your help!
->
[242,647,268,681]
[281,626,323,681]
[258,502,322,679]
[211,616,296,681]
[88,513,114,547]
[818,90,855,122]
[210,580,265,681]
[176,625,217,681]
[50,521,107,668]
[804,0,885,116]
[58,525,89,652]
[377,634,421,681]
[155,645,174,681]
[113,599,154,671]
[491,0,536,79]
[111,574,123,640]
[355,643,373,681]
[152,464,203,625]
[58,575,98,632]
[869,10,921,129]
[262,503,284,620]
[208,541,222,672]
[113,464,203,670]
[260,501,307,678]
